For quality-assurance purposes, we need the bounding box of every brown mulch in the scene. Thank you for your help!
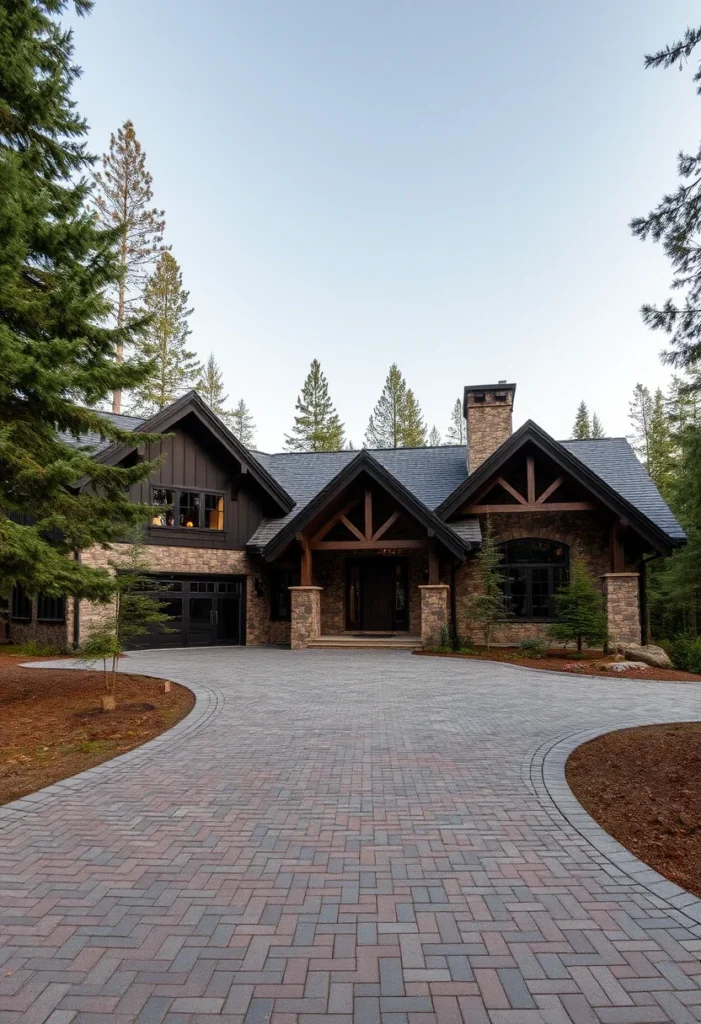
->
[567,723,701,898]
[414,647,701,683]
[0,648,194,806]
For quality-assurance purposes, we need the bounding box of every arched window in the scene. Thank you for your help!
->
[498,539,569,621]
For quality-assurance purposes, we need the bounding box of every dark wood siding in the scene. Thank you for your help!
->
[130,428,264,549]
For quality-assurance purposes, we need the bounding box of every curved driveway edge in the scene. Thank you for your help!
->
[534,726,701,930]
[2,648,701,1024]
[0,659,219,826]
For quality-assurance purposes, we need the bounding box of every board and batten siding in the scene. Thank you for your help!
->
[130,427,264,549]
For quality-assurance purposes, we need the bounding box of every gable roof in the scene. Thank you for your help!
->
[250,448,471,560]
[71,391,294,515]
[247,445,469,552]
[436,420,686,552]
[64,396,685,556]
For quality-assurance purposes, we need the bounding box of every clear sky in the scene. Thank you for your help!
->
[65,0,700,452]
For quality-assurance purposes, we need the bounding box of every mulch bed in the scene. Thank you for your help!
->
[567,723,701,898]
[414,647,701,683]
[0,648,194,806]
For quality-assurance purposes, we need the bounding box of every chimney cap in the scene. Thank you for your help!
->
[463,382,517,416]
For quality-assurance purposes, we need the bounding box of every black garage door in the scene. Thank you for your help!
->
[126,574,246,649]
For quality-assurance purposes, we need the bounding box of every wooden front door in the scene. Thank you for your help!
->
[345,558,409,632]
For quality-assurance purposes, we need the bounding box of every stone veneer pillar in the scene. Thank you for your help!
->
[289,586,323,650]
[419,584,450,648]
[601,572,641,646]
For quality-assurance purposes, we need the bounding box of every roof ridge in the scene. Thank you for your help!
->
[266,444,464,456]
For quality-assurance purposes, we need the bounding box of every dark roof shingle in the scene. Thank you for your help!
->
[560,437,686,543]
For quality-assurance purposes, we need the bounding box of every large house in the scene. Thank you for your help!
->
[11,381,686,651]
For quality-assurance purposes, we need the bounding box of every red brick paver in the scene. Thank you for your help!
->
[2,649,701,1024]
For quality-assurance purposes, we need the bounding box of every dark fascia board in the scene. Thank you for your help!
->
[76,391,294,514]
[436,419,681,555]
[258,449,470,562]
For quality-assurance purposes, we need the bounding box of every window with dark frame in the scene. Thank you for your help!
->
[11,585,32,621]
[37,594,66,622]
[270,569,298,621]
[150,487,224,530]
[498,539,569,621]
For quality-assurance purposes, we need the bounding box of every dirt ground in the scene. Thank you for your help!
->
[0,650,194,806]
[415,647,701,683]
[567,722,701,898]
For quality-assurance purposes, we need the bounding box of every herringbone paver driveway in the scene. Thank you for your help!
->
[2,650,701,1024]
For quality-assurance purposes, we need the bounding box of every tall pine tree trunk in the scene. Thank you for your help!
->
[112,213,128,413]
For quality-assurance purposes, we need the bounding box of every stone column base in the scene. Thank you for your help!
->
[289,586,323,649]
[419,584,450,648]
[601,572,641,646]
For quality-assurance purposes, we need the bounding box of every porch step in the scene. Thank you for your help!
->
[307,634,422,650]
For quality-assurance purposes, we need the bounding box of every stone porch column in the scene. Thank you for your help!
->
[289,586,323,650]
[419,584,450,648]
[601,572,641,646]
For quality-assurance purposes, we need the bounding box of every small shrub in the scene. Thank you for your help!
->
[439,624,451,649]
[666,634,701,674]
[14,640,67,657]
[518,637,548,659]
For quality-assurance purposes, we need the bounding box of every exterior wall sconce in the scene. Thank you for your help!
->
[254,577,264,596]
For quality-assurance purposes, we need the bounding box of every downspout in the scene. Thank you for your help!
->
[639,552,663,646]
[450,563,457,639]
[73,547,80,650]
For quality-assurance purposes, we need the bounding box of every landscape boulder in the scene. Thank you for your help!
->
[615,643,672,669]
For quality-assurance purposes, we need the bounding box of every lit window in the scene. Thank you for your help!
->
[178,491,200,528]
[204,493,224,529]
[152,488,175,526]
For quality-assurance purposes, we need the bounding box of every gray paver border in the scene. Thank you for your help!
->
[533,720,701,932]
[0,656,220,827]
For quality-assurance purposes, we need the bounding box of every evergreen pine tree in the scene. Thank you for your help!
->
[630,26,701,384]
[549,558,608,652]
[403,389,427,447]
[366,364,407,448]
[446,398,465,445]
[365,364,426,448]
[647,389,675,499]
[0,0,160,602]
[591,413,605,438]
[197,354,233,423]
[572,401,592,439]
[93,120,168,412]
[130,253,200,414]
[629,383,654,463]
[231,399,256,448]
[284,360,345,452]
[469,518,505,650]
[428,426,442,446]
[81,534,174,709]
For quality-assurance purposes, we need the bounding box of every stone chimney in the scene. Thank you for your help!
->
[464,381,516,472]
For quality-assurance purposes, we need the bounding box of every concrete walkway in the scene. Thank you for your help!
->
[2,649,701,1024]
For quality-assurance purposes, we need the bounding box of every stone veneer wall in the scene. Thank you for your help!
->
[78,543,271,646]
[454,511,637,646]
[314,550,428,635]
[290,587,322,649]
[419,585,450,646]
[602,573,641,645]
